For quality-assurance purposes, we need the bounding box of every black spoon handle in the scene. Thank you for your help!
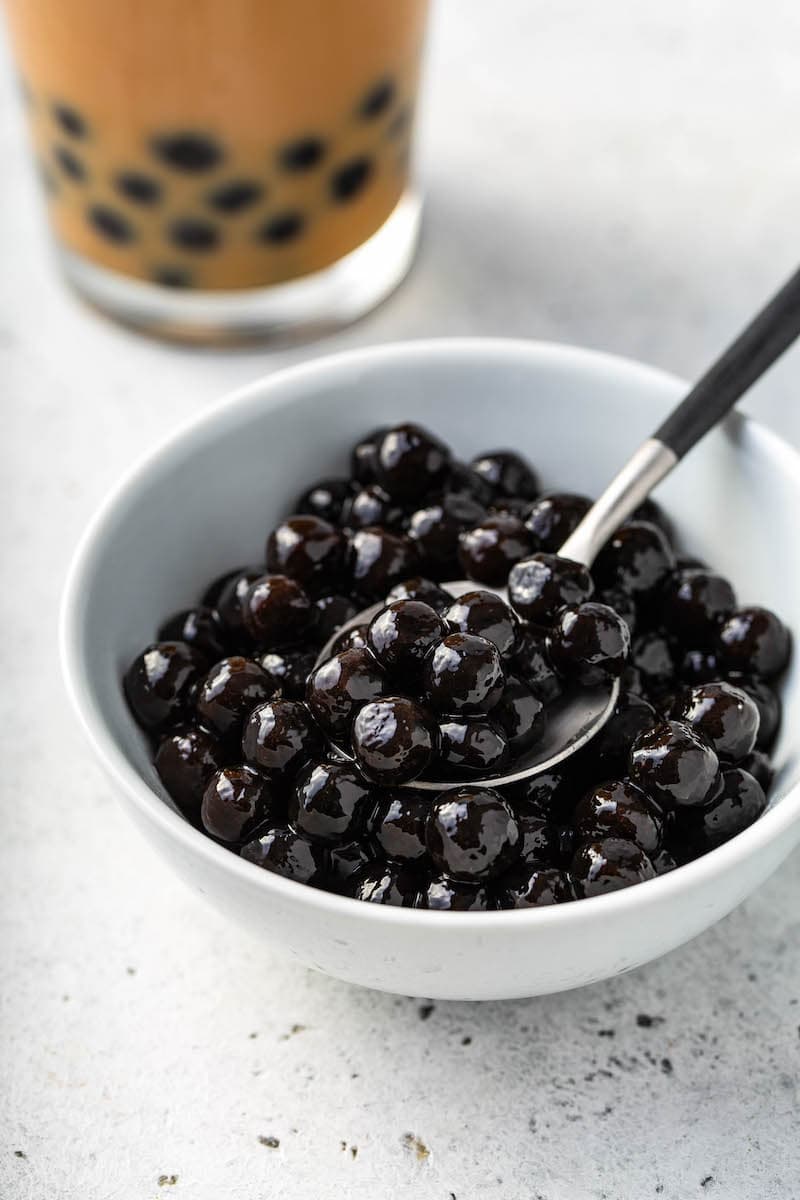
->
[655,264,800,458]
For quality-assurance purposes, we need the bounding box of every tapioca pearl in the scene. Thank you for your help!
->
[152,265,193,289]
[87,204,136,244]
[330,157,373,203]
[279,137,326,172]
[206,180,264,214]
[151,132,223,172]
[52,101,88,139]
[54,145,87,182]
[359,77,395,120]
[115,170,162,206]
[257,211,306,244]
[168,217,220,252]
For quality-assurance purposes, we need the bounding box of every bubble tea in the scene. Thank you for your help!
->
[6,0,428,341]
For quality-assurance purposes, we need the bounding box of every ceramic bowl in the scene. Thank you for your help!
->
[60,339,800,1000]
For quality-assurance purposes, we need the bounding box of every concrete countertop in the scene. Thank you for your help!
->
[2,3,799,1197]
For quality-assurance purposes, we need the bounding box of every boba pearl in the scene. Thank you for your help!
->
[469,449,539,500]
[595,587,638,638]
[373,422,452,501]
[289,760,373,845]
[211,565,264,641]
[258,647,317,700]
[313,593,359,643]
[679,648,721,685]
[727,675,782,750]
[488,496,532,519]
[240,826,325,885]
[680,767,767,853]
[154,725,227,823]
[660,568,736,643]
[590,691,659,772]
[594,521,676,599]
[351,697,436,785]
[206,179,263,214]
[516,811,559,866]
[510,768,571,821]
[385,576,453,613]
[241,699,320,777]
[330,157,373,203]
[424,633,505,715]
[407,493,488,573]
[448,460,495,507]
[241,574,313,646]
[265,515,344,588]
[631,497,674,541]
[328,623,369,655]
[158,605,226,661]
[671,681,759,762]
[350,862,422,906]
[548,602,631,684]
[570,838,657,897]
[305,647,386,739]
[716,606,791,679]
[507,553,594,623]
[444,590,520,658]
[369,790,429,862]
[524,492,592,553]
[115,170,162,206]
[367,599,446,679]
[438,717,509,776]
[457,514,533,586]
[651,848,678,875]
[496,866,577,908]
[88,205,136,245]
[426,787,520,880]
[341,484,403,531]
[573,779,663,856]
[351,427,388,485]
[346,527,419,597]
[513,625,563,703]
[492,674,546,752]
[631,630,679,691]
[279,136,326,172]
[151,131,223,172]
[124,641,206,733]
[416,876,495,911]
[629,719,720,809]
[168,216,220,251]
[739,750,774,793]
[201,764,275,845]
[196,656,274,741]
[295,477,353,525]
[326,841,374,891]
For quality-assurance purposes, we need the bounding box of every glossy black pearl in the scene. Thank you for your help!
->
[367,599,447,681]
[289,760,373,844]
[196,656,274,740]
[416,876,495,911]
[727,674,782,750]
[295,477,353,525]
[305,647,385,738]
[738,750,774,793]
[424,633,505,715]
[350,426,388,485]
[679,648,721,685]
[385,576,453,612]
[630,496,674,541]
[629,719,720,809]
[516,811,559,866]
[373,422,452,501]
[660,568,736,643]
[124,641,206,733]
[210,565,264,641]
[439,717,509,776]
[201,764,275,844]
[352,696,436,784]
[351,861,422,906]
[448,459,495,507]
[407,492,488,574]
[573,778,663,855]
[457,514,533,586]
[651,847,678,875]
[679,767,767,853]
[426,787,520,880]
[241,698,320,777]
[513,625,562,702]
[671,681,759,762]
[716,606,791,680]
[524,492,591,552]
[326,840,374,891]
[341,484,404,532]
[201,566,246,610]
[492,674,546,752]
[328,623,369,655]
[444,589,520,658]
[496,866,577,908]
[593,521,676,599]
[488,496,532,519]
[548,602,631,684]
[507,553,594,623]
[570,837,656,896]
[631,630,678,691]
[509,768,571,821]
[154,725,227,822]
[590,690,658,773]
[369,789,429,861]
[258,646,317,700]
[158,606,227,660]
[346,527,419,597]
[468,449,539,499]
[241,574,313,646]
[239,826,326,884]
[595,587,637,638]
[265,515,344,588]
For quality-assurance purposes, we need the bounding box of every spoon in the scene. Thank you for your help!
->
[317,265,800,789]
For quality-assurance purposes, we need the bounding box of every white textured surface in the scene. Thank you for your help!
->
[2,3,800,1197]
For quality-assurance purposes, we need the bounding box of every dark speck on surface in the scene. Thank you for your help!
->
[14,1151,26,1159]
[249,1031,258,1039]
[700,1176,714,1188]
[418,1003,435,1020]
[655,1186,664,1194]
[350,1146,358,1160]
[461,1035,472,1046]
[401,1133,430,1161]
[597,1028,616,1037]
[126,966,136,975]
[157,1176,178,1187]
[661,1057,674,1075]
[259,1136,280,1149]
[636,1013,665,1027]
[747,971,758,982]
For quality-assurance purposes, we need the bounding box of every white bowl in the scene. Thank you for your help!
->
[60,339,800,1000]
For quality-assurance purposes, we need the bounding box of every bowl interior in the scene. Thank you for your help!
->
[67,340,800,831]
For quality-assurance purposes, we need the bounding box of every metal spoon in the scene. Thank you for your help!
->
[317,265,800,789]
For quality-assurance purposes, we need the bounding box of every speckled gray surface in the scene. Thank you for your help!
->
[2,3,800,1197]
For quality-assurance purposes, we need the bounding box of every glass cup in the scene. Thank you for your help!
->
[5,0,428,343]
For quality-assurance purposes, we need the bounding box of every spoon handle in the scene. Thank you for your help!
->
[559,264,800,566]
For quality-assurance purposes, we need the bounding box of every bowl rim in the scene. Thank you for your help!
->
[59,336,800,930]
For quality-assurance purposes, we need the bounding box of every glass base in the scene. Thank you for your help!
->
[57,189,422,345]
